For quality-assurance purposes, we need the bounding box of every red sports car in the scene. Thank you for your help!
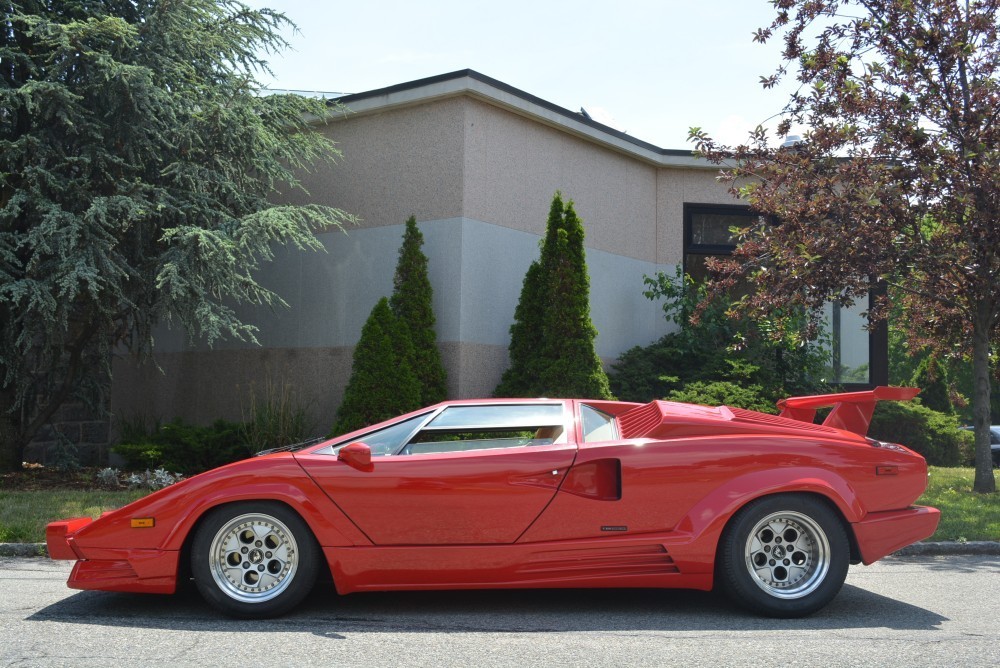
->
[46,387,939,619]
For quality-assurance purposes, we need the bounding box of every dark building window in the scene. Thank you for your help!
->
[682,203,888,388]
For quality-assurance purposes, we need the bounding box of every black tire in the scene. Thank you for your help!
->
[190,501,321,618]
[716,494,849,618]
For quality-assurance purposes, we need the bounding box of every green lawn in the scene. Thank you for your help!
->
[0,489,145,543]
[920,466,1000,542]
[0,467,996,545]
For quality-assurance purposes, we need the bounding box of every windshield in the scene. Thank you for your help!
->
[331,413,430,456]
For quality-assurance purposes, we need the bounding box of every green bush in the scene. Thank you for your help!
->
[665,381,778,414]
[909,356,953,413]
[611,334,723,402]
[113,419,247,474]
[867,401,974,467]
[610,266,829,406]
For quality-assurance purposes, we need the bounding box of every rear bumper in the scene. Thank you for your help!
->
[852,505,941,564]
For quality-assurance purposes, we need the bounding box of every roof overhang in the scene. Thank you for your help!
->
[329,69,713,170]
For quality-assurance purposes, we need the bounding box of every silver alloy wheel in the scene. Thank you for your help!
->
[208,513,299,603]
[744,510,830,599]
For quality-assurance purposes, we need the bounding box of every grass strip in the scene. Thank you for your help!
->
[0,489,145,543]
[0,467,996,545]
[920,467,1000,542]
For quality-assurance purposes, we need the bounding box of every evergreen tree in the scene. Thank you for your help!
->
[495,193,613,399]
[538,201,613,399]
[494,195,564,396]
[911,357,953,415]
[0,1,354,470]
[390,217,447,404]
[332,298,421,436]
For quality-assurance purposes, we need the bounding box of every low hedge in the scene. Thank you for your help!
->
[868,401,973,467]
[113,419,248,474]
[664,381,778,415]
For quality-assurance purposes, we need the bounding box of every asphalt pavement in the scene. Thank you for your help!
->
[2,554,998,667]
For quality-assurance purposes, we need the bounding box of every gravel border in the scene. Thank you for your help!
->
[3,541,999,559]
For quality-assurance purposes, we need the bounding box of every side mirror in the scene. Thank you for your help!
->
[338,441,374,472]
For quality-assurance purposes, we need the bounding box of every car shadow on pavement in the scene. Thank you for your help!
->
[27,581,946,635]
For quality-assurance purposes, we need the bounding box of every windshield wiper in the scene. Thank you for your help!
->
[255,436,326,457]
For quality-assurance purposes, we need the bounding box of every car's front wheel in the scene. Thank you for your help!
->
[191,502,320,618]
[716,494,849,617]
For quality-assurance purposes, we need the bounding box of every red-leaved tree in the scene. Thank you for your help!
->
[691,0,999,492]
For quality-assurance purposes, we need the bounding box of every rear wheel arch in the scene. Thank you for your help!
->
[720,491,862,563]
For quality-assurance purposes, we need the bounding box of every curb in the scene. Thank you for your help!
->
[3,541,999,559]
[0,543,48,558]
[890,540,1000,556]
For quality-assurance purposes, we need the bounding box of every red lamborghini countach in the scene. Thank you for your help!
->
[47,387,939,619]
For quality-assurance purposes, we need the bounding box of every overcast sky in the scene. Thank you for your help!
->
[250,1,803,150]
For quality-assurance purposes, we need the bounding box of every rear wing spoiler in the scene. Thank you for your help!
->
[776,386,920,437]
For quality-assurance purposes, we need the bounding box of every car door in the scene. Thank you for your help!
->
[297,403,578,545]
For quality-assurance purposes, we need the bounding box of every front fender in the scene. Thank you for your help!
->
[70,457,369,555]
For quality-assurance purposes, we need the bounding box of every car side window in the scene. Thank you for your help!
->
[580,404,618,443]
[404,428,549,455]
[399,404,567,455]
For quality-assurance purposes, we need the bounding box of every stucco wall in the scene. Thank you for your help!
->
[111,92,738,434]
[462,99,660,262]
[282,97,468,229]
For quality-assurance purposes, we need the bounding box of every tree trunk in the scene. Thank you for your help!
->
[0,389,24,472]
[971,305,996,493]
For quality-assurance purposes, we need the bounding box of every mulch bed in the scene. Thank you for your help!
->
[0,466,104,491]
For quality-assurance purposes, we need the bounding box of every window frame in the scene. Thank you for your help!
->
[682,202,888,389]
[683,203,758,257]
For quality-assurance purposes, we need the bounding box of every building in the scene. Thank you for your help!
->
[110,70,883,434]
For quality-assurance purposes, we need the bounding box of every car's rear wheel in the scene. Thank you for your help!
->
[716,494,849,617]
[191,502,320,618]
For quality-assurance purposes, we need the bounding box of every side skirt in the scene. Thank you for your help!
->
[323,533,714,594]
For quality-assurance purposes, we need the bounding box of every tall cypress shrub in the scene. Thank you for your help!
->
[390,216,448,404]
[495,193,613,399]
[538,201,613,399]
[331,298,421,435]
[494,195,564,397]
